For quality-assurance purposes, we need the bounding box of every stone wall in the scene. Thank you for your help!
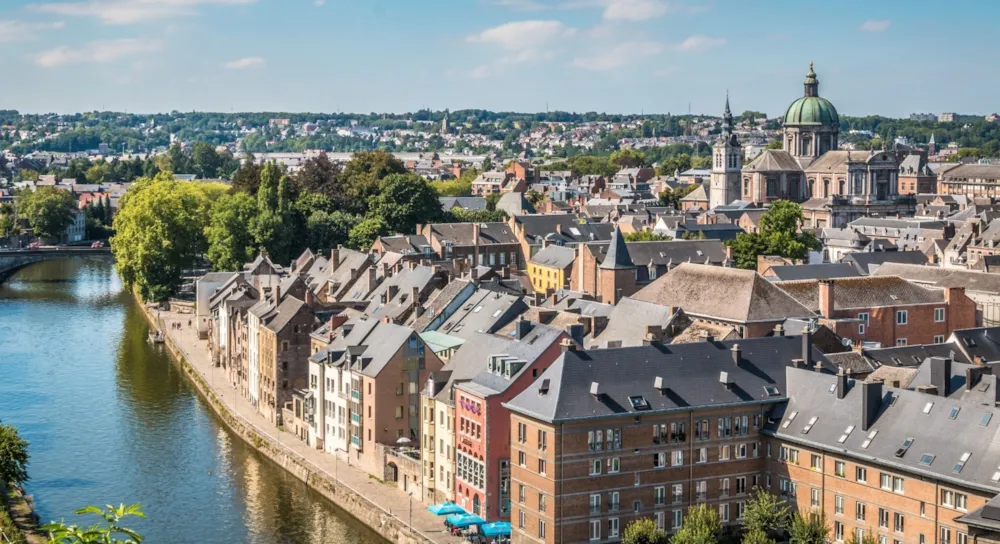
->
[136,302,444,544]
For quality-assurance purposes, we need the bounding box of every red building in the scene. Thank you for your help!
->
[453,321,568,521]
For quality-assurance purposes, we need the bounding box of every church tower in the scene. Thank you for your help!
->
[710,94,742,208]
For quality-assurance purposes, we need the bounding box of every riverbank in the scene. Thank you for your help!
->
[135,300,463,544]
[0,482,44,544]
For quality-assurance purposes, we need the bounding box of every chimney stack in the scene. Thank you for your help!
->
[411,286,420,307]
[801,331,812,367]
[861,380,883,431]
[773,324,784,337]
[515,317,533,340]
[473,223,481,267]
[274,284,281,304]
[560,338,577,353]
[367,266,378,292]
[818,280,835,318]
[331,245,342,271]
[836,367,848,399]
[966,367,982,391]
[929,357,952,397]
[731,344,742,366]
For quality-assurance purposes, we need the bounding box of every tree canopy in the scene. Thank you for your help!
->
[622,518,668,544]
[17,186,77,240]
[727,200,820,269]
[671,503,722,544]
[0,420,29,487]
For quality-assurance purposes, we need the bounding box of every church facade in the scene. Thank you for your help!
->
[711,64,915,227]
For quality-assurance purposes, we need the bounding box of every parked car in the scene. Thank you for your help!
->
[91,241,105,248]
[27,241,40,249]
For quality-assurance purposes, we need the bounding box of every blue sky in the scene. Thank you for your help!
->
[0,0,996,117]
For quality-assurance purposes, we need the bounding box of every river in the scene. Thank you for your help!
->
[0,258,388,544]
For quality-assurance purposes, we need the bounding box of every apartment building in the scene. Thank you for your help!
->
[768,362,1000,544]
[504,334,831,544]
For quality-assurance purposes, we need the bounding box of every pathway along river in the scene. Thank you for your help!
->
[0,258,388,544]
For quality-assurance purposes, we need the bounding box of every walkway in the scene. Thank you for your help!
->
[152,308,464,544]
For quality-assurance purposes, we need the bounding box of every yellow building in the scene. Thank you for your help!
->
[528,244,575,295]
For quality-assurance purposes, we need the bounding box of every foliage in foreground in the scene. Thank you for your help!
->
[0,420,29,488]
[622,517,668,544]
[43,504,145,544]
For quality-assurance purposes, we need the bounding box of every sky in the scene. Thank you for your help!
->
[0,0,997,117]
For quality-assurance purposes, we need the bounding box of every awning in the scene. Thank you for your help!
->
[481,521,511,537]
[445,513,485,528]
[428,502,465,516]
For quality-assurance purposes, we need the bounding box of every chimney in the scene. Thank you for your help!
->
[533,291,543,307]
[861,380,883,431]
[566,324,585,346]
[473,223,481,266]
[801,331,812,367]
[367,266,378,292]
[410,286,420,306]
[388,285,399,300]
[966,367,982,391]
[542,239,549,249]
[703,332,715,343]
[944,286,964,304]
[836,367,848,399]
[515,317,533,340]
[929,357,952,397]
[560,338,577,353]
[731,344,742,366]
[331,245,341,270]
[549,292,558,306]
[471,267,480,282]
[381,261,391,278]
[274,284,281,304]
[304,287,315,307]
[590,381,600,396]
[818,280,835,318]
[645,325,663,343]
[555,223,562,235]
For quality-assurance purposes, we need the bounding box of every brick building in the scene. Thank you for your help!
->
[774,277,978,348]
[504,334,833,544]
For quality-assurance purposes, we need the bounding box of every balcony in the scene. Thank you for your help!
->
[350,412,361,423]
[351,390,361,401]
[696,492,708,502]
[590,505,601,515]
[608,502,620,513]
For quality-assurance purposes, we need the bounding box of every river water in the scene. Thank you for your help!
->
[0,258,387,544]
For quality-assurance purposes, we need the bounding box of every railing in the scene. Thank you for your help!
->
[608,502,620,513]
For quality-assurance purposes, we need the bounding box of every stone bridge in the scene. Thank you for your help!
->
[0,248,114,282]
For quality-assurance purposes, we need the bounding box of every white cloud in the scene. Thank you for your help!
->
[572,40,662,70]
[223,56,264,69]
[28,0,256,25]
[673,34,725,52]
[602,0,668,21]
[860,19,890,32]
[313,0,325,5]
[0,20,65,42]
[34,38,163,67]
[469,49,555,78]
[467,20,575,50]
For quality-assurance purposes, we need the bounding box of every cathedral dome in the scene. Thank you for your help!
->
[783,63,839,127]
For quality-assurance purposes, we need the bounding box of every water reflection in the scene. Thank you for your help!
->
[0,259,387,543]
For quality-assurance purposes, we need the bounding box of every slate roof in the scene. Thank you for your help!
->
[600,226,634,270]
[840,250,929,275]
[768,367,1000,495]
[632,263,814,323]
[432,290,527,341]
[952,327,1000,364]
[824,351,878,375]
[428,222,519,246]
[591,297,676,348]
[315,316,420,379]
[514,215,614,246]
[767,263,860,281]
[457,323,566,397]
[776,276,944,312]
[376,235,432,255]
[679,184,708,202]
[589,240,727,268]
[872,263,1000,295]
[496,192,536,216]
[529,245,576,270]
[261,295,310,334]
[506,335,833,424]
[439,196,487,210]
[805,150,870,172]
[411,279,474,332]
[745,149,803,172]
[939,163,1000,181]
[363,265,438,320]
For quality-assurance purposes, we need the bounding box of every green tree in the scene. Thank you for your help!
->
[0,202,19,237]
[306,211,357,253]
[17,186,77,240]
[205,192,258,271]
[340,150,406,214]
[485,192,502,211]
[766,139,784,150]
[525,189,545,206]
[231,158,263,195]
[691,155,712,169]
[742,488,791,537]
[790,511,830,544]
[624,231,671,242]
[434,168,477,197]
[621,518,668,544]
[367,173,442,234]
[727,200,820,269]
[348,217,389,250]
[657,153,692,177]
[610,148,646,168]
[252,162,295,264]
[443,208,508,223]
[742,527,776,544]
[191,142,223,179]
[111,174,220,301]
[43,503,145,544]
[0,420,29,487]
[292,153,343,202]
[672,504,721,544]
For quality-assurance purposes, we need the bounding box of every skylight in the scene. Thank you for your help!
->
[922,402,934,414]
[949,407,960,420]
[801,416,818,435]
[837,425,855,444]
[629,396,650,411]
[764,385,780,397]
[918,454,935,466]
[782,411,798,429]
[982,413,993,426]
[828,383,837,394]
[861,430,878,449]
[569,227,581,236]
[954,452,971,474]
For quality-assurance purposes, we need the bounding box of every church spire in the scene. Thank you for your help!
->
[804,62,819,97]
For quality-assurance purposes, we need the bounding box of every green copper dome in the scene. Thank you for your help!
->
[783,62,839,127]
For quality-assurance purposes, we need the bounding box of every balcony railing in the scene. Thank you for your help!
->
[608,502,620,513]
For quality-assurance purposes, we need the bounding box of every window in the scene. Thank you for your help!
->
[835,495,844,515]
[811,488,821,508]
[942,490,968,511]
[934,335,945,344]
[856,466,867,483]
[590,520,601,541]
[879,508,889,529]
[856,502,866,521]
[538,429,547,450]
[696,480,708,501]
[697,447,708,463]
[894,512,905,533]
[655,486,666,506]
[538,459,546,475]
[653,452,666,469]
[518,451,526,467]
[897,310,908,325]
[935,308,946,322]
[672,484,683,503]
[518,484,525,503]
[720,478,730,497]
[941,527,951,544]
[656,511,665,531]
[813,455,824,471]
[538,520,545,539]
[835,521,844,542]
[720,445,731,460]
[720,503,730,523]
[590,494,601,514]
[893,476,904,494]
[671,450,683,467]
[672,510,683,530]
[539,494,546,513]
[958,533,968,544]
[517,422,527,443]
[790,449,799,464]
[518,510,525,529]
[610,491,620,512]
[608,518,619,538]
[897,338,908,347]
[590,460,601,475]
[880,473,892,490]
[608,457,621,473]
